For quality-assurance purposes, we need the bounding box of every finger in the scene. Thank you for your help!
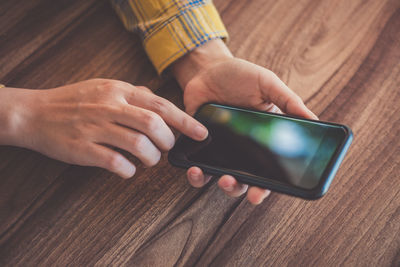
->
[247,186,271,205]
[187,166,212,188]
[80,143,136,179]
[109,104,175,151]
[95,123,161,167]
[218,175,248,197]
[258,69,318,120]
[125,90,209,141]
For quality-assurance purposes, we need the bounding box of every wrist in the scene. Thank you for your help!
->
[0,88,38,147]
[171,38,233,90]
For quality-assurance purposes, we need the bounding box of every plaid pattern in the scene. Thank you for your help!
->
[111,0,228,74]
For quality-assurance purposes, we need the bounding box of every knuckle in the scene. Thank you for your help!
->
[66,141,86,164]
[131,134,149,152]
[143,111,163,132]
[118,104,132,116]
[180,115,191,131]
[150,97,171,115]
[97,79,126,96]
[106,81,121,92]
[106,152,124,172]
[130,134,161,167]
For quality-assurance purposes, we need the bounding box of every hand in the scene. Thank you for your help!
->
[0,79,208,178]
[172,39,317,204]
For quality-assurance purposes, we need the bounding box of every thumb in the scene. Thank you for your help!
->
[183,81,212,116]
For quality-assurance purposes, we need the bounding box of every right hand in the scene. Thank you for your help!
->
[0,79,208,178]
[172,39,317,204]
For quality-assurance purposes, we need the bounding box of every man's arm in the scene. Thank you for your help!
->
[0,80,208,178]
[110,0,228,74]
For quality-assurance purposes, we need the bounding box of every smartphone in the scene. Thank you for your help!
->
[169,103,353,199]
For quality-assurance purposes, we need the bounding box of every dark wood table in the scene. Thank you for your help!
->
[1,0,399,266]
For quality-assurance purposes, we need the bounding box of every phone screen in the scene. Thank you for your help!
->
[175,104,348,190]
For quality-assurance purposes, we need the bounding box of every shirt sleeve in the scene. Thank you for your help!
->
[111,0,229,74]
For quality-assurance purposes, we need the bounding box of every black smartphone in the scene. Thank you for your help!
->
[169,103,353,199]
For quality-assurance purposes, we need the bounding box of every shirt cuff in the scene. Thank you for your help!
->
[142,2,228,75]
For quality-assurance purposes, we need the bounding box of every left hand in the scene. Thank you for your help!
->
[172,39,317,204]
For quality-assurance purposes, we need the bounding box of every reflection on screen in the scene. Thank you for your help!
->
[183,104,346,189]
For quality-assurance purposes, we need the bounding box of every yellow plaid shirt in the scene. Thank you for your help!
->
[111,0,228,74]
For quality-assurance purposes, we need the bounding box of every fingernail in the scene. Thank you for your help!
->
[260,191,270,202]
[307,109,318,120]
[194,125,208,140]
[190,170,201,181]
[224,185,234,192]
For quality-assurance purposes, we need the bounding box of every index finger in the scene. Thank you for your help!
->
[126,89,208,141]
[258,69,318,120]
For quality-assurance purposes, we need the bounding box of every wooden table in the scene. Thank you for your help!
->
[1,0,399,266]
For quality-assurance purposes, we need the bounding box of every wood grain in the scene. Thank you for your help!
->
[0,0,399,266]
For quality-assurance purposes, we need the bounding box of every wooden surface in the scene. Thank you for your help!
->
[0,0,399,266]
